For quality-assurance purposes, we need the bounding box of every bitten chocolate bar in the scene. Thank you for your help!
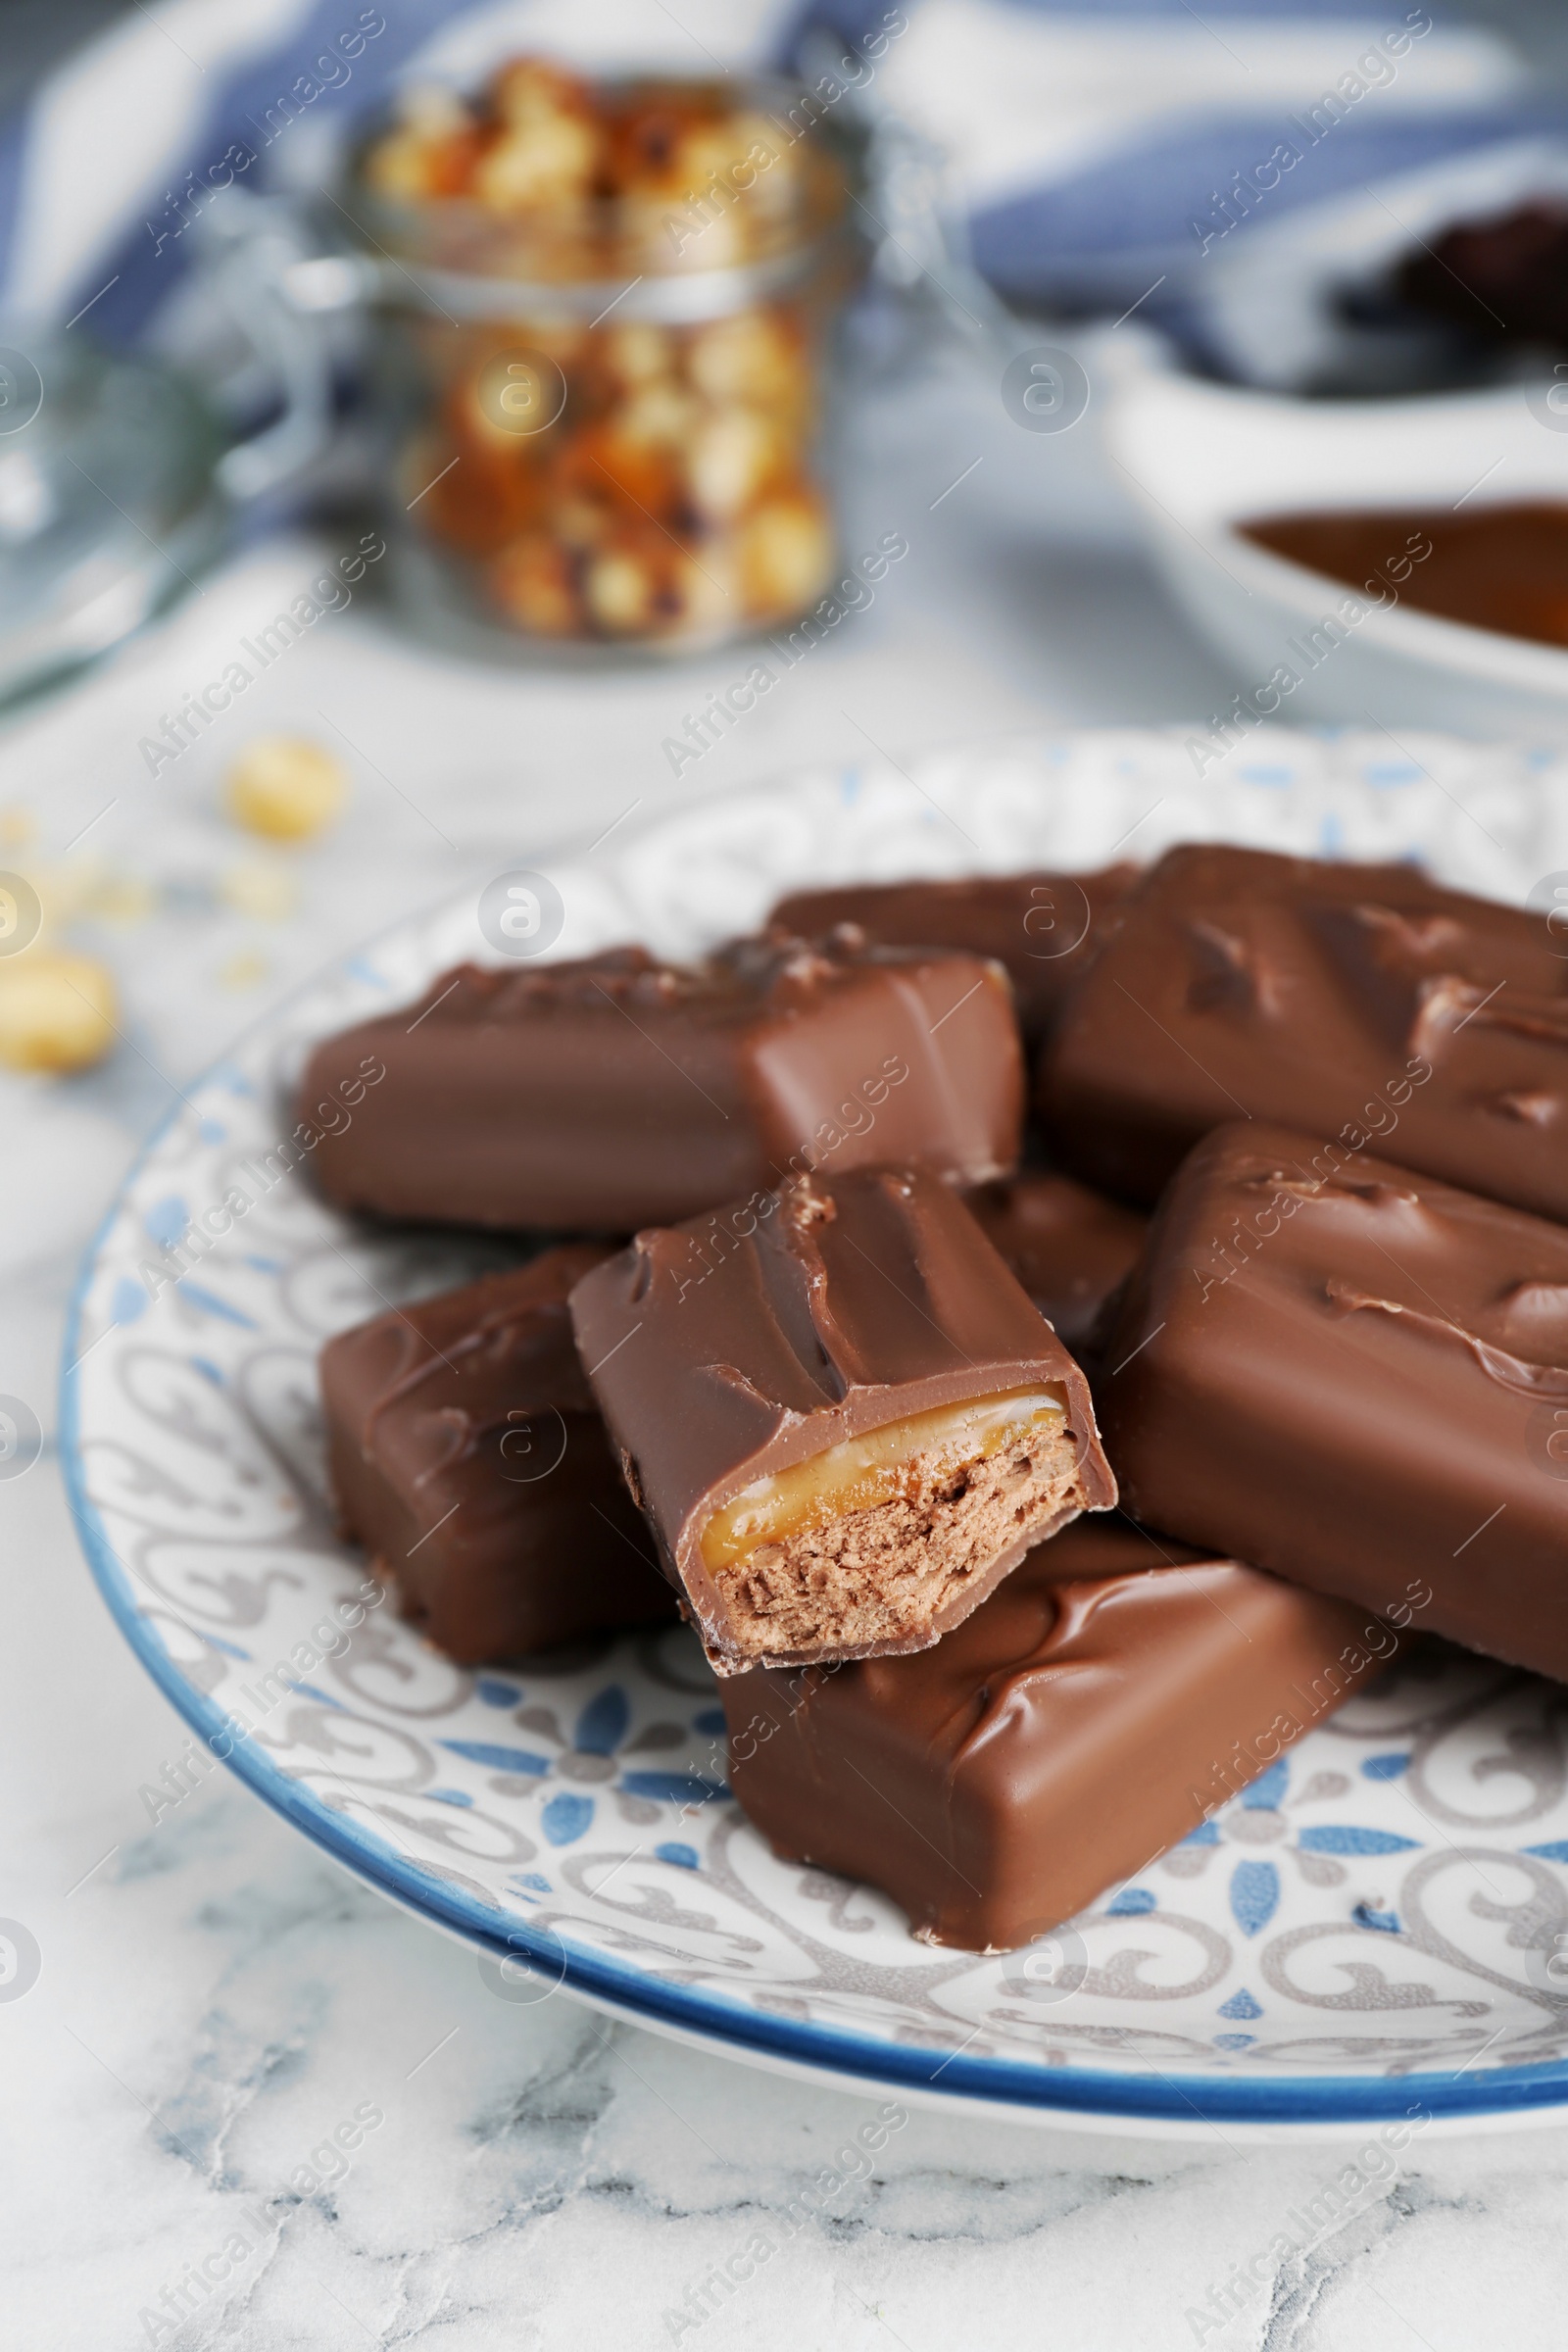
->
[299,933,1024,1233]
[768,863,1137,1041]
[321,1246,673,1663]
[569,1166,1115,1675]
[1037,844,1568,1217]
[1097,1120,1568,1679]
[966,1170,1148,1349]
[722,1518,1384,1950]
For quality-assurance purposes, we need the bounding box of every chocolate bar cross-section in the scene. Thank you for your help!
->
[569,1165,1116,1674]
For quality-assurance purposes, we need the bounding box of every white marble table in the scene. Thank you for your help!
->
[5,354,1568,2351]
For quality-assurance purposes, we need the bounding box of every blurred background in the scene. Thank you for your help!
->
[9,12,1568,2340]
[9,0,1568,983]
[9,0,1568,1296]
[3,0,1568,1345]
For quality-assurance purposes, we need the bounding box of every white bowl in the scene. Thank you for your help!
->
[1102,335,1568,734]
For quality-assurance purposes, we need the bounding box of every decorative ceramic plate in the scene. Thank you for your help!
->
[63,728,1568,2138]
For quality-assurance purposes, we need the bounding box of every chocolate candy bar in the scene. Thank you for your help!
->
[321,1245,673,1663]
[722,1517,1384,1950]
[1037,844,1568,1217]
[768,863,1137,1041]
[569,1165,1115,1674]
[300,933,1023,1234]
[1097,1120,1568,1679]
[966,1171,1148,1350]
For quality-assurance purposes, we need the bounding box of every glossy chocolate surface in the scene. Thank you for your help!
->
[722,1517,1384,1950]
[966,1170,1148,1350]
[1097,1120,1568,1680]
[321,1245,672,1663]
[300,933,1024,1233]
[1037,843,1568,1216]
[767,863,1137,1040]
[569,1165,1115,1674]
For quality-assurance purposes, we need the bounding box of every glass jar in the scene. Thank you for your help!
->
[336,66,857,660]
[0,336,225,710]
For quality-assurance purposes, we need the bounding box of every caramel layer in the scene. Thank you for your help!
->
[699,1386,1067,1573]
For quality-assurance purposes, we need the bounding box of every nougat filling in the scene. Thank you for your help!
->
[696,1387,1085,1663]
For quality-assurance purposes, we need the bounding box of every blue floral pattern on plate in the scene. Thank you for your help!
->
[61,730,1568,2131]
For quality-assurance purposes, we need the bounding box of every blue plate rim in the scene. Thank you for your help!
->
[56,877,1568,2135]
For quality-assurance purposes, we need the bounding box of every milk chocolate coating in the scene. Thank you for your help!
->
[1037,844,1568,1217]
[723,1518,1385,1950]
[966,1171,1148,1350]
[569,1165,1116,1675]
[320,1245,673,1663]
[768,863,1138,1041]
[299,934,1024,1234]
[1097,1120,1568,1680]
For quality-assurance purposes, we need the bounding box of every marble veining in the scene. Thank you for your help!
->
[63,746,1568,2126]
[7,603,1568,2341]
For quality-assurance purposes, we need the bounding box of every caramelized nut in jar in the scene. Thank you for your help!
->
[349,60,854,655]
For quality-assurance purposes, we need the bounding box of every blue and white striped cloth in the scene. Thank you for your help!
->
[0,0,801,341]
[800,0,1562,329]
[0,0,1559,366]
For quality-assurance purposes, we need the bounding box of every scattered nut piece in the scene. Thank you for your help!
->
[87,872,157,926]
[220,858,299,923]
[225,737,347,843]
[0,949,117,1073]
[218,950,270,992]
